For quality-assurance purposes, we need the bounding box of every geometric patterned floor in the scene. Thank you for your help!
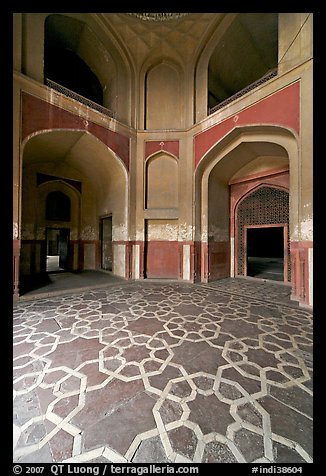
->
[13,278,313,463]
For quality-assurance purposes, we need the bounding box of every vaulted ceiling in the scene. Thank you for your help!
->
[44,12,279,113]
[98,13,223,67]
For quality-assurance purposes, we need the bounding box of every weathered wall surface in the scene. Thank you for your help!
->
[13,13,313,306]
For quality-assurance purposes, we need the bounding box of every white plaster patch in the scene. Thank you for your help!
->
[113,224,128,241]
[230,237,235,277]
[147,223,178,241]
[13,222,19,240]
[133,244,140,279]
[291,225,300,242]
[136,229,144,241]
[70,228,78,241]
[201,230,208,242]
[21,224,35,240]
[178,223,194,241]
[113,244,126,278]
[300,217,313,241]
[81,226,97,240]
[291,217,313,242]
[36,227,46,240]
[183,245,191,281]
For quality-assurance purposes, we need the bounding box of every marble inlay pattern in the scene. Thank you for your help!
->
[13,279,313,463]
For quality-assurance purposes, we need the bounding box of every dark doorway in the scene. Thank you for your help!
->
[246,226,284,281]
[101,217,113,271]
[46,191,71,222]
[46,228,70,272]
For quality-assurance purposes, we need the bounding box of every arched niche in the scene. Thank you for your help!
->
[44,14,110,107]
[19,178,81,277]
[20,13,133,124]
[145,152,178,209]
[145,62,183,130]
[36,180,81,241]
[194,13,278,121]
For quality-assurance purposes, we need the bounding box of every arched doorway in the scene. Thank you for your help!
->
[235,185,290,282]
[19,129,128,295]
[195,126,298,289]
[45,191,71,272]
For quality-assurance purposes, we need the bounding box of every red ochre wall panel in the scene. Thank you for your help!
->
[145,141,179,159]
[194,82,300,168]
[290,241,313,306]
[146,241,179,279]
[21,92,130,169]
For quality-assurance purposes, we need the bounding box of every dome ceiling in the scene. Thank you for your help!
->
[97,13,278,107]
[98,13,223,66]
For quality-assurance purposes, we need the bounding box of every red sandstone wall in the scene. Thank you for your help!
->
[145,140,179,159]
[145,241,180,279]
[21,93,130,170]
[194,82,300,169]
[290,241,313,306]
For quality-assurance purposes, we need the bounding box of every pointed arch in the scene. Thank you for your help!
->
[234,184,290,279]
[139,56,185,130]
[145,150,179,210]
[195,125,298,243]
[19,128,129,283]
[194,124,298,283]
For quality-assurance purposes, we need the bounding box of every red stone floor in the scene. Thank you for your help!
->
[13,277,313,464]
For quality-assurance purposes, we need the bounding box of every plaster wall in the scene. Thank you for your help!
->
[297,67,313,241]
[146,219,178,242]
[146,63,183,130]
[146,153,178,209]
[278,13,313,75]
[84,243,96,269]
[20,13,45,82]
[13,13,22,72]
[231,157,289,181]
[113,244,126,277]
